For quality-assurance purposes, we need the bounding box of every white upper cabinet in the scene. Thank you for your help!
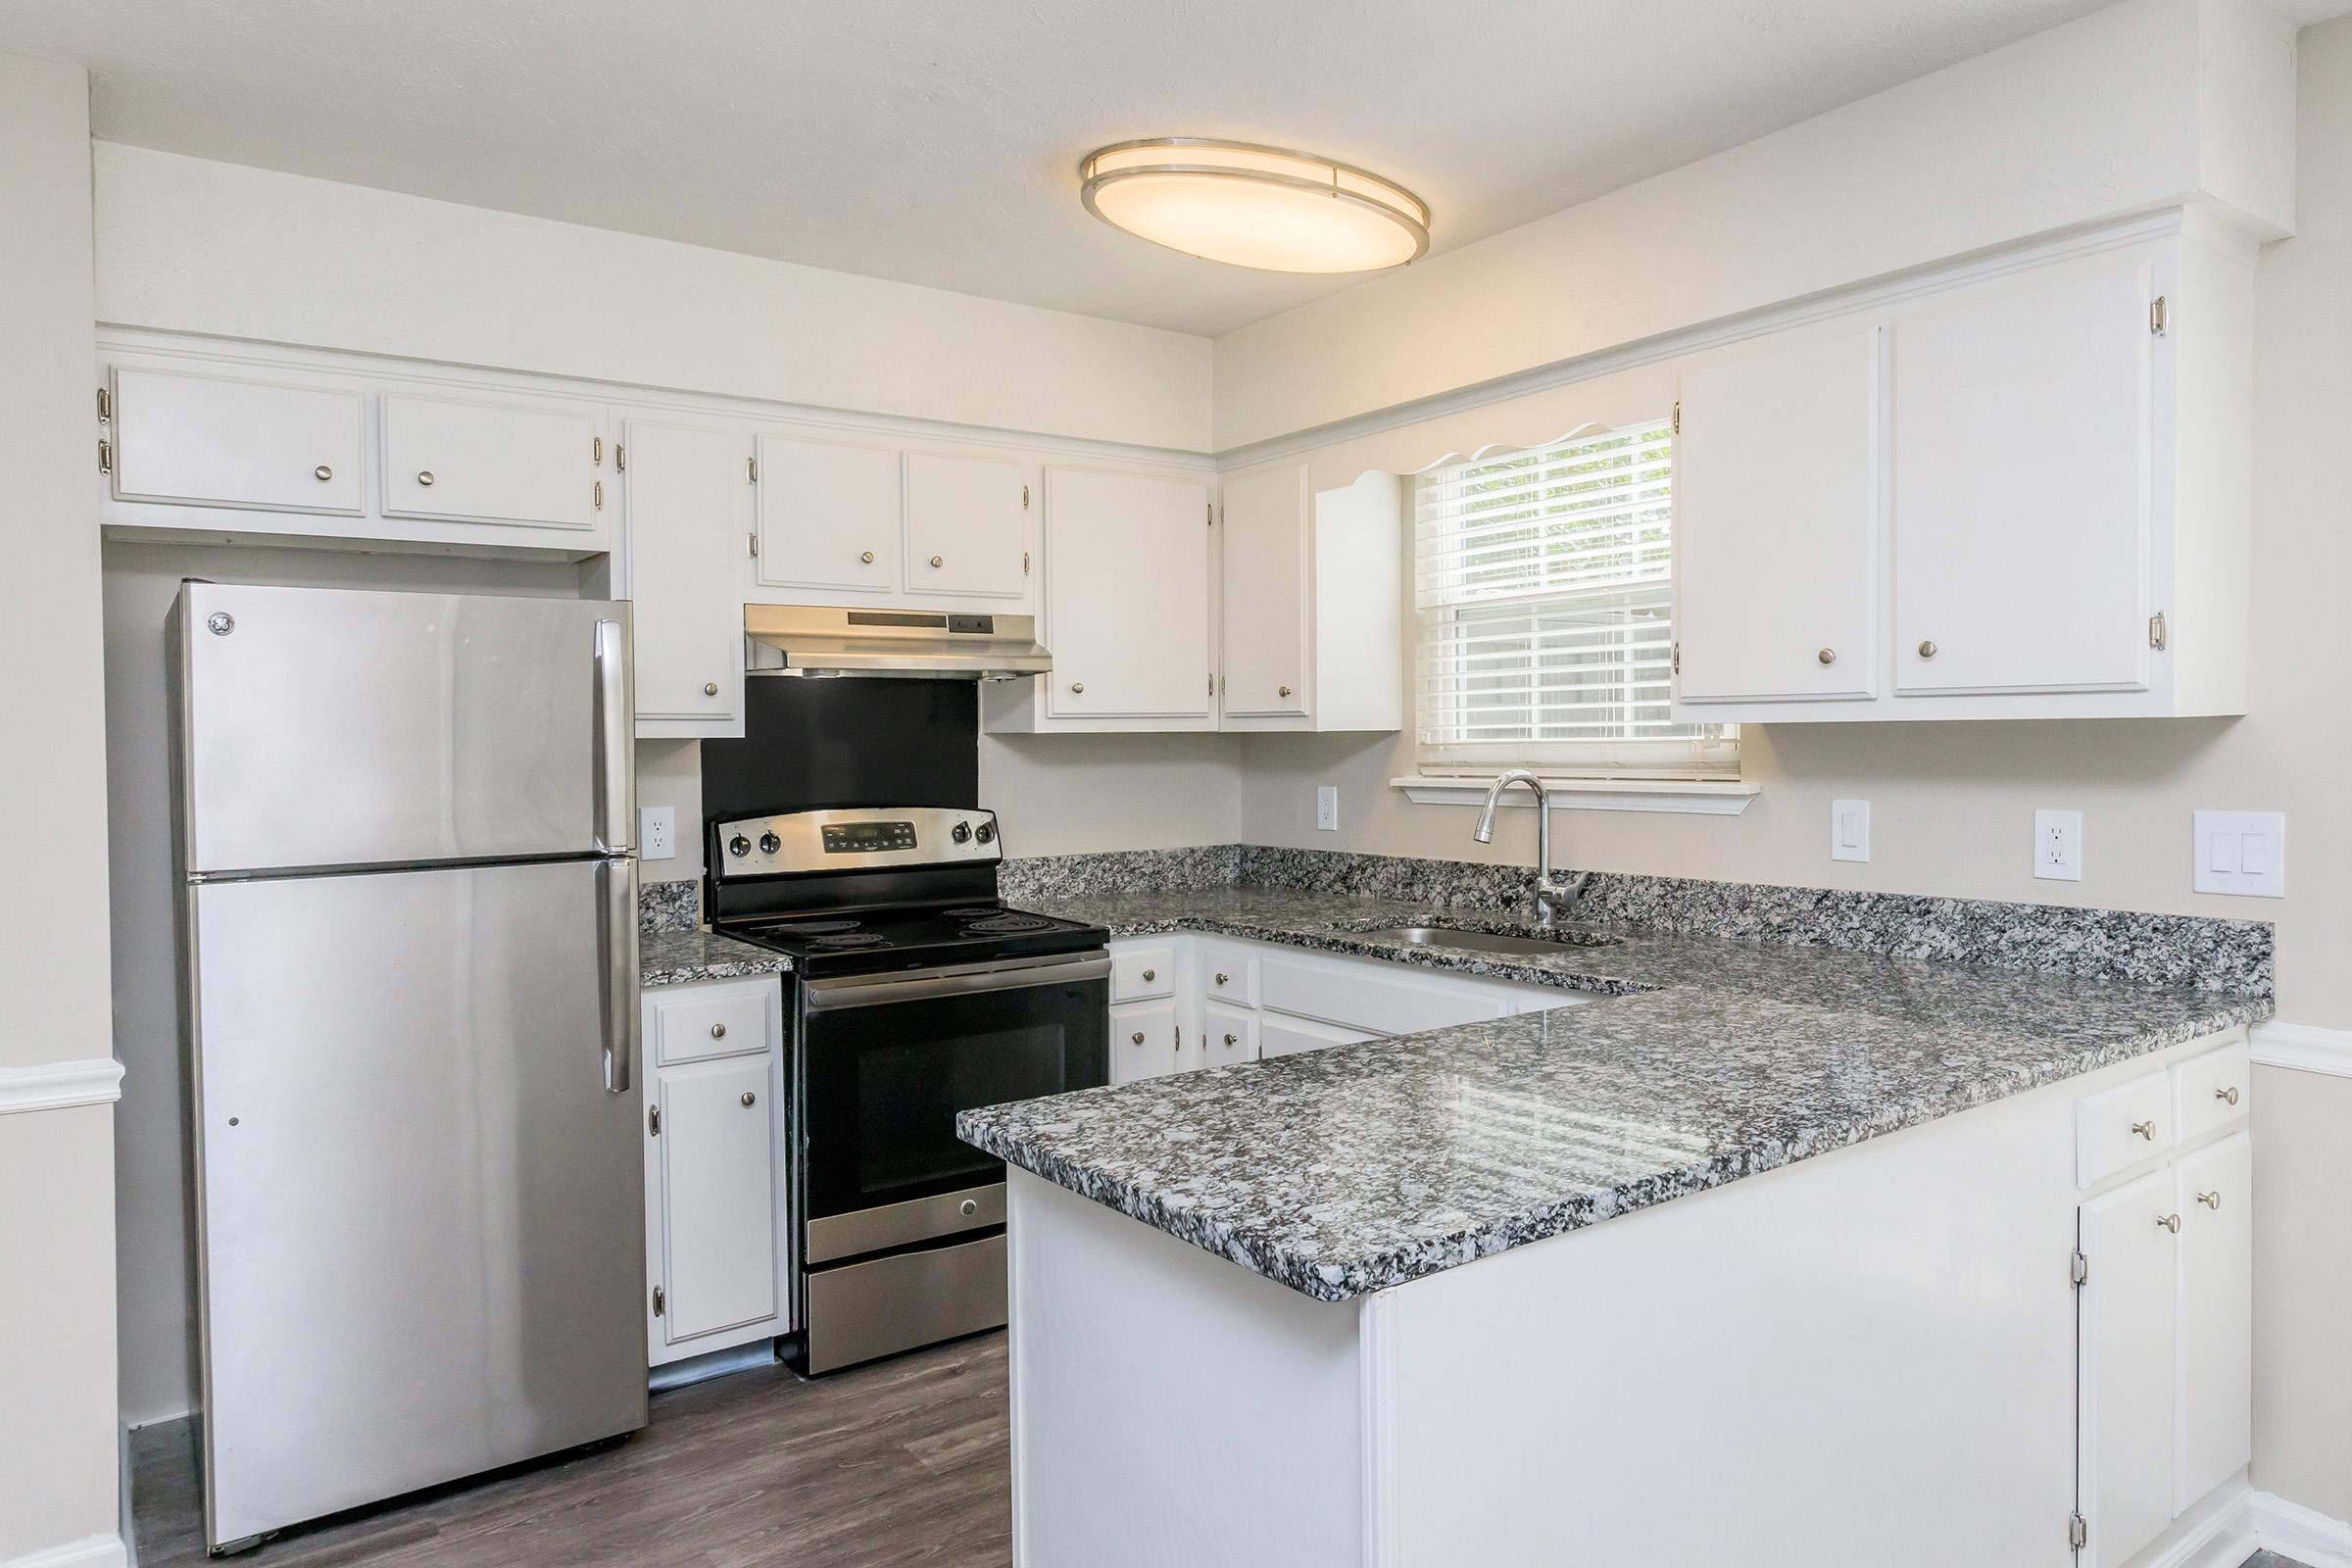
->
[109,366,365,516]
[1673,325,1881,705]
[905,450,1028,599]
[1215,466,1404,734]
[989,465,1213,730]
[620,415,749,738]
[753,431,902,594]
[1892,258,2153,697]
[1218,463,1310,718]
[380,392,603,531]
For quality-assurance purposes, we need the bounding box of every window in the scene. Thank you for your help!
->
[1413,419,1737,778]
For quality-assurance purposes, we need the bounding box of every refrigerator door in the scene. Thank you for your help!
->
[188,858,645,1548]
[172,582,635,874]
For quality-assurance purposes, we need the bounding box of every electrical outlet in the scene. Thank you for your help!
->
[1316,786,1340,832]
[2193,809,2285,898]
[2034,809,2082,882]
[640,806,675,860]
[1830,800,1870,863]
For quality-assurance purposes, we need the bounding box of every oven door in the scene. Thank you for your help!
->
[798,951,1109,1259]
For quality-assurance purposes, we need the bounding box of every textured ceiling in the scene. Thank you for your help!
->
[2,0,2139,335]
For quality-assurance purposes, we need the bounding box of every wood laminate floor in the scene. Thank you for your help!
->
[131,1335,1010,1568]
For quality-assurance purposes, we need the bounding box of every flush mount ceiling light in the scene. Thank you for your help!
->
[1078,138,1430,274]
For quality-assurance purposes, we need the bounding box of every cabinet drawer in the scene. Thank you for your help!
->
[1110,945,1176,1002]
[2076,1070,2173,1187]
[381,392,599,529]
[1260,1013,1376,1060]
[2172,1041,2252,1145]
[652,983,774,1066]
[111,366,365,516]
[1262,955,1512,1037]
[1200,943,1259,1008]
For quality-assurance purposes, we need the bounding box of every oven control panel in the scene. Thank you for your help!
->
[713,807,1002,877]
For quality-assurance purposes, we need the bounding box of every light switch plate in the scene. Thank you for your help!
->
[1831,799,1870,863]
[2193,809,2284,898]
[2034,808,2082,882]
[640,806,676,860]
[1315,786,1340,832]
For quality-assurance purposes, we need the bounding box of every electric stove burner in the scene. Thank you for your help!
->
[963,912,1053,934]
[808,932,889,950]
[765,919,863,935]
[942,906,1008,920]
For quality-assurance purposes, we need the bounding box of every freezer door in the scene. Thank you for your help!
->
[188,858,646,1548]
[172,582,634,873]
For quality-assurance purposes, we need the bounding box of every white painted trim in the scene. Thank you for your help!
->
[0,1057,123,1115]
[2250,1021,2352,1081]
[1390,775,1759,816]
[2132,1482,2258,1568]
[0,1535,129,1568]
[2256,1492,2352,1568]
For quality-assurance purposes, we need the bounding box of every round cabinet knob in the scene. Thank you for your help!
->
[1214,972,1230,987]
[2197,1190,2223,1210]
[728,834,751,858]
[974,821,995,844]
[1223,1034,1238,1048]
[2156,1212,2181,1234]
[952,821,972,844]
[1817,648,1838,665]
[1918,640,1938,660]
[741,1091,757,1107]
[314,465,333,482]
[710,1023,727,1039]
[1278,685,1293,698]
[959,1199,979,1217]
[1069,681,1085,694]
[930,555,944,568]
[704,681,720,696]
[760,831,781,854]
[1130,1032,1145,1046]
[416,470,436,487]
[1141,968,1155,982]
[859,551,875,564]
[2131,1119,2157,1141]
[2215,1085,2240,1105]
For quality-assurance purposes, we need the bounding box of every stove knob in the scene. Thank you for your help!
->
[728,834,752,858]
[951,821,972,844]
[974,821,996,845]
[760,831,781,854]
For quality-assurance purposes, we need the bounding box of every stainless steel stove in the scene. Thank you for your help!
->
[708,806,1108,1373]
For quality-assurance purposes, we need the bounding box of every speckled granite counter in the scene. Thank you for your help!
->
[640,928,792,988]
[957,884,2270,1301]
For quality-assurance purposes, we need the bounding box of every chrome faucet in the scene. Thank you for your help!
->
[1472,770,1590,928]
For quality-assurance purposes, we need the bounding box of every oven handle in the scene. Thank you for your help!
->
[803,954,1110,1012]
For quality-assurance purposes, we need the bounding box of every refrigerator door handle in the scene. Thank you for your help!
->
[598,858,639,1094]
[591,617,635,854]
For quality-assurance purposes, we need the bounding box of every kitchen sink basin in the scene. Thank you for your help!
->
[1356,925,1616,956]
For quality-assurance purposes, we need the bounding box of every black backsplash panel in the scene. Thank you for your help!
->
[699,677,979,827]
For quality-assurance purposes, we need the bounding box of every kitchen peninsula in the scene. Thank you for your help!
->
[960,855,2271,1568]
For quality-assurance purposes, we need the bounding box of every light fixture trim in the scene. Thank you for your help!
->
[1078,136,1431,272]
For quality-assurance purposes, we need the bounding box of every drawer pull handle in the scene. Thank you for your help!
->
[1223,1033,1238,1048]
[1130,1031,1145,1046]
[1817,648,1837,665]
[2156,1212,2181,1234]
[314,465,334,482]
[1141,968,1155,982]
[930,555,945,567]
[416,469,436,487]
[1214,972,1230,986]
[741,1091,757,1107]
[2131,1119,2157,1141]
[1918,640,1938,660]
[710,1023,726,1039]
[2197,1191,2222,1210]
[959,1199,979,1217]
[2214,1085,2239,1106]
[860,551,875,564]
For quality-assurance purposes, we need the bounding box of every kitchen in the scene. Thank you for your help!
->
[3,3,2350,1567]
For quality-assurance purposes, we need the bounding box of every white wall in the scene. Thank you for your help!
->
[92,144,1213,455]
[1209,0,2296,450]
[0,48,123,1568]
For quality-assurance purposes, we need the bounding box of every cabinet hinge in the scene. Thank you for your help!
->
[653,1285,665,1317]
[1206,502,1214,525]
[649,1105,661,1136]
[2070,1250,2088,1289]
[1671,640,1681,676]
[592,435,604,466]
[2150,296,2168,336]
[2148,612,2168,651]
[1022,483,1031,510]
[747,531,760,558]
[1023,550,1031,575]
[613,442,625,472]
[1672,400,1682,435]
[748,456,759,484]
[96,386,111,423]
[97,438,113,475]
[593,480,605,511]
[2069,1511,2087,1552]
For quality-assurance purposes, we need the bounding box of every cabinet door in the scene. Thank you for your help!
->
[623,416,746,731]
[1201,1002,1259,1069]
[2079,1167,2178,1568]
[2175,1134,2252,1512]
[1259,1013,1378,1060]
[1219,464,1310,718]
[381,393,600,530]
[906,451,1027,599]
[754,432,901,593]
[1673,326,1880,703]
[1044,466,1212,720]
[1110,1001,1179,1084]
[655,1055,779,1346]
[1892,259,2155,696]
[111,366,365,516]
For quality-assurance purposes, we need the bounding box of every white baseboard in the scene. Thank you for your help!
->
[0,1535,128,1568]
[2257,1491,2352,1568]
[0,1058,123,1115]
[2251,1021,2352,1082]
[2135,1483,2258,1568]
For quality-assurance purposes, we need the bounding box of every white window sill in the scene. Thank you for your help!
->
[1391,775,1759,816]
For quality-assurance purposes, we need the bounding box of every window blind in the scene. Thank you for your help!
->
[1413,419,1737,777]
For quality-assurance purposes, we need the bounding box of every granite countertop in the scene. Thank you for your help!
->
[640,928,792,988]
[956,886,2271,1303]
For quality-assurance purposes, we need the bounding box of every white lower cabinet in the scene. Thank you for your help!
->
[641,975,789,1367]
[1110,999,1180,1084]
[2074,1037,2252,1568]
[1201,1002,1258,1068]
[1259,1012,1377,1060]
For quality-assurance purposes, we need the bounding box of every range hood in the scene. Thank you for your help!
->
[744,605,1053,680]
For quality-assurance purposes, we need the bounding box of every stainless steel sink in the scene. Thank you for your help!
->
[1357,925,1616,956]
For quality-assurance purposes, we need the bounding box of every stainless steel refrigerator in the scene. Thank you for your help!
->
[169,582,647,1552]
